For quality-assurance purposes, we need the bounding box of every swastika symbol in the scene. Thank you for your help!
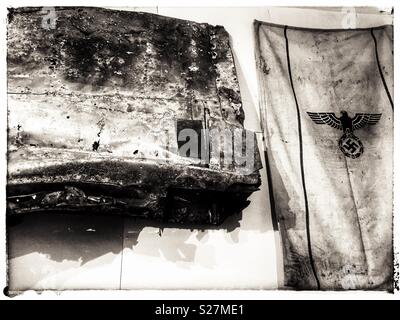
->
[342,138,359,153]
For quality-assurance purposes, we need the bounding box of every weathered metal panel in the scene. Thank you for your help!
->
[7,7,261,225]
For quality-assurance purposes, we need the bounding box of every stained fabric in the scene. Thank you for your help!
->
[255,21,393,290]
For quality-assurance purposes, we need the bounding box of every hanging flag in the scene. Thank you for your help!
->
[255,21,393,290]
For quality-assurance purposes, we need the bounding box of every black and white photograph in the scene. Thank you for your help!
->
[0,0,398,302]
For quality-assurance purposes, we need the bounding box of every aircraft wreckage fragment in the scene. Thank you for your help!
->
[7,7,262,225]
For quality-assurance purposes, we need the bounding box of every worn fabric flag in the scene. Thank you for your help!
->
[255,21,393,290]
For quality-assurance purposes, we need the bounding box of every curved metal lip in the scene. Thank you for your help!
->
[8,146,261,193]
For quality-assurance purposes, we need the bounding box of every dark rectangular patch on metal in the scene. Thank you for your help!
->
[176,119,204,159]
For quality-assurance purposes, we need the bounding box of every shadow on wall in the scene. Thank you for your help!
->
[7,208,250,267]
[7,213,124,265]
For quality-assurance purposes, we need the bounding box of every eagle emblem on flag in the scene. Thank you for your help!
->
[307,111,382,158]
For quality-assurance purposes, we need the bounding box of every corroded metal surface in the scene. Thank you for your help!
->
[7,7,261,225]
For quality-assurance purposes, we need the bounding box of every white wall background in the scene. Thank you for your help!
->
[8,6,393,291]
